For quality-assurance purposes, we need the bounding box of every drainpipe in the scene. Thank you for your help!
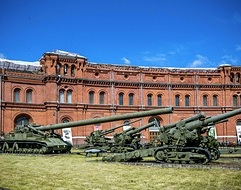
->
[56,75,61,124]
[167,73,171,124]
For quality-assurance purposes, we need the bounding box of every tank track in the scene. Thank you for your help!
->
[154,147,212,164]
[102,146,213,164]
[0,140,56,154]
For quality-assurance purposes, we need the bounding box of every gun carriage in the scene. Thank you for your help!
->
[103,108,241,164]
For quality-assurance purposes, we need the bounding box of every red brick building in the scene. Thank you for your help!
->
[0,50,241,145]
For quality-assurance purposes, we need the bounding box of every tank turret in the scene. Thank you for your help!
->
[0,107,173,154]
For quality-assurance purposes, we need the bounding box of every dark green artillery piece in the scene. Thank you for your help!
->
[85,119,142,151]
[0,107,173,154]
[103,108,241,164]
[110,119,160,153]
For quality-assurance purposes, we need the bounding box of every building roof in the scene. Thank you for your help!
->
[44,50,87,59]
[0,58,40,72]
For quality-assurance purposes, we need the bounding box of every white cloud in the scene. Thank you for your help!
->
[121,57,131,64]
[190,55,209,68]
[0,53,6,59]
[143,54,166,62]
[236,44,241,51]
[221,55,238,65]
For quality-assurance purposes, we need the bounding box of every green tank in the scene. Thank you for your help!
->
[0,107,173,154]
[102,108,241,164]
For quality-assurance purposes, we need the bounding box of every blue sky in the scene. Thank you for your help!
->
[0,0,241,68]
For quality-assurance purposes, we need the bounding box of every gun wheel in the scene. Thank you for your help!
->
[210,148,220,160]
[154,150,166,162]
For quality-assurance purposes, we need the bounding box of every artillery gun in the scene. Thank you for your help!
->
[0,107,173,154]
[85,119,142,151]
[102,108,241,164]
[111,119,159,153]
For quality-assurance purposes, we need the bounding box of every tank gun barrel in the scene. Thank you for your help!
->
[126,119,159,136]
[101,118,142,135]
[161,112,206,132]
[36,107,173,131]
[185,108,241,131]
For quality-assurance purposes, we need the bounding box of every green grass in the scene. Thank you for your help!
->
[0,153,241,190]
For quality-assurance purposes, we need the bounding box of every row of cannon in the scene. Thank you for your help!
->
[1,107,241,164]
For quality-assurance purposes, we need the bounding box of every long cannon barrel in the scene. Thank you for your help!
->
[36,107,173,131]
[161,112,206,132]
[126,119,159,136]
[100,124,126,136]
[101,118,142,135]
[185,108,241,131]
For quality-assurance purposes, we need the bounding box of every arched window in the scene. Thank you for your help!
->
[233,95,238,106]
[89,91,95,104]
[236,73,240,83]
[26,89,33,103]
[175,94,180,106]
[67,90,72,103]
[129,93,134,105]
[185,95,190,107]
[56,63,61,75]
[147,94,153,106]
[71,65,75,77]
[118,92,124,105]
[213,95,218,106]
[14,88,21,102]
[99,91,105,104]
[59,89,65,103]
[157,94,162,106]
[62,118,70,123]
[15,115,30,127]
[230,73,234,83]
[203,95,208,106]
[64,64,68,75]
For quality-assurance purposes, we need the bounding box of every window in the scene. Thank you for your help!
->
[89,91,95,104]
[118,92,124,105]
[56,63,61,75]
[157,94,162,106]
[129,93,134,105]
[62,118,70,123]
[71,65,75,77]
[67,90,72,103]
[236,73,240,83]
[233,95,238,106]
[230,73,234,83]
[26,89,32,103]
[99,91,105,104]
[59,90,65,103]
[147,94,152,106]
[175,95,180,106]
[15,115,30,127]
[14,88,20,102]
[64,64,68,75]
[185,95,190,107]
[213,95,218,106]
[203,95,208,106]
